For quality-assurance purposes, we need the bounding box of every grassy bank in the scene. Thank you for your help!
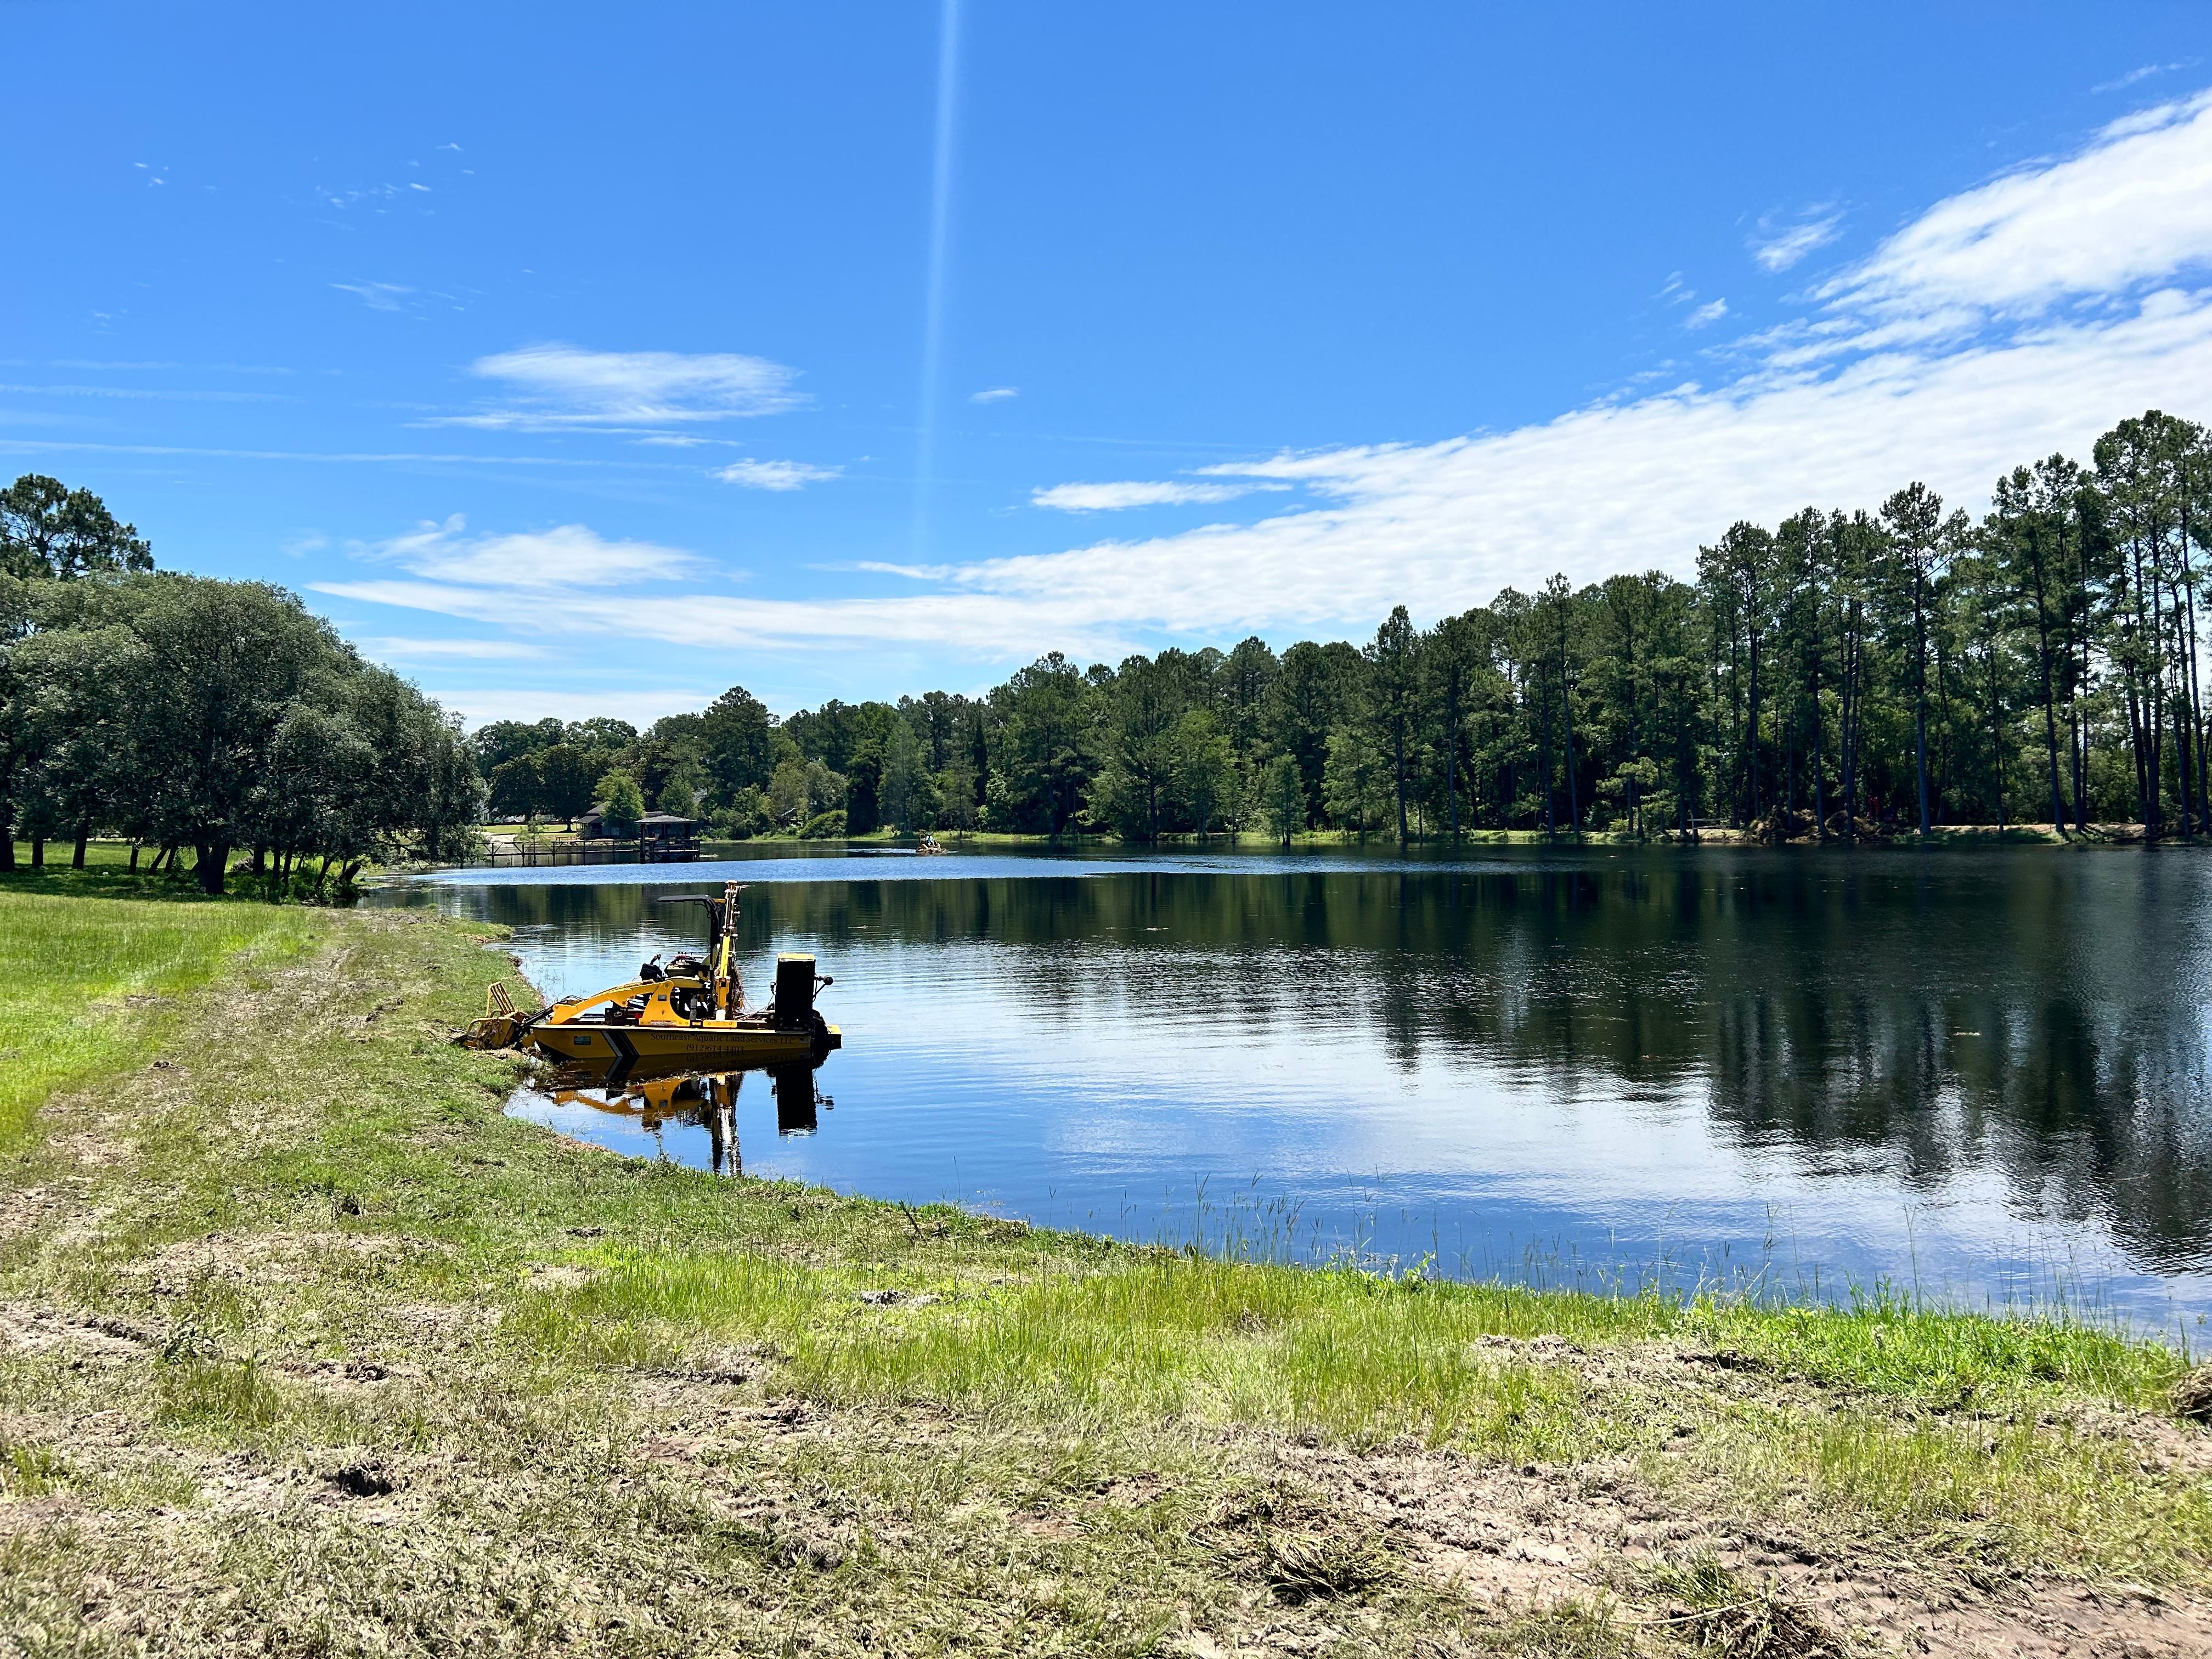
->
[2,895,2209,1654]
[0,865,315,1148]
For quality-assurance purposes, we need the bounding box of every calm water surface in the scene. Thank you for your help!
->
[372,844,2212,1324]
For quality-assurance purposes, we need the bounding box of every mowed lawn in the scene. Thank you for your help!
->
[0,869,317,1146]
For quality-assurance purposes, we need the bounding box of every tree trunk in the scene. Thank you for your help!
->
[1560,678,1579,832]
[2127,672,2154,832]
[1746,635,1760,824]
[1537,671,1556,835]
[72,821,89,868]
[1393,718,1408,843]
[0,804,15,872]
[2072,709,2089,831]
[129,842,140,872]
[1842,607,1860,842]
[1914,579,1932,836]
[1812,674,1826,838]
[1444,689,1460,838]
[31,838,44,868]
[196,839,230,895]
[2033,595,2065,834]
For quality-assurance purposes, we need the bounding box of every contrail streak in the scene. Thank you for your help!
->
[911,0,962,561]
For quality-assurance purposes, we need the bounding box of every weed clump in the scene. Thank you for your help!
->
[1260,1527,1398,1602]
[1199,1476,1398,1604]
[2171,1363,2212,1421]
[1643,1556,1843,1657]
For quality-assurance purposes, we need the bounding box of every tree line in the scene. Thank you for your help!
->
[1,475,482,896]
[489,408,2212,845]
[13,400,2205,882]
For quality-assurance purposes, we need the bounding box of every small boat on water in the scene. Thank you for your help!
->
[461,881,840,1070]
[848,834,948,858]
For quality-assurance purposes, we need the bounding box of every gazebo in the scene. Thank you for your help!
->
[577,808,701,861]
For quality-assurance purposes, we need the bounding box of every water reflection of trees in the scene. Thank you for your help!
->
[449,855,2212,1269]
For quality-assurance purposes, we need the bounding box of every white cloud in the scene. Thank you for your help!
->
[443,342,803,430]
[2096,63,2186,94]
[318,88,2212,670]
[1750,212,1841,272]
[363,515,707,590]
[0,382,285,403]
[712,458,840,490]
[970,386,1019,403]
[331,281,413,312]
[1684,298,1730,329]
[323,297,2212,662]
[1818,88,2212,330]
[1032,480,1283,512]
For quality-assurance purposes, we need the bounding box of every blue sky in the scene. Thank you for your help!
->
[7,4,2212,726]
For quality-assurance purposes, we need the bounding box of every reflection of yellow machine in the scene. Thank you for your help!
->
[542,1058,827,1175]
[462,881,840,1069]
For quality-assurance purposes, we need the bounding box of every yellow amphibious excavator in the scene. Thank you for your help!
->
[461,881,840,1069]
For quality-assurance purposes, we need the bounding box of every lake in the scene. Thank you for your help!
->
[372,843,2212,1327]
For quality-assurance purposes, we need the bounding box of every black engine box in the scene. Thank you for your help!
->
[774,953,817,1029]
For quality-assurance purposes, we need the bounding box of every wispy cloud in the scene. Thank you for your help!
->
[331,281,413,312]
[361,515,707,591]
[1684,298,1730,329]
[0,383,289,403]
[442,343,803,430]
[2096,63,2187,94]
[1749,210,1842,272]
[0,438,709,471]
[322,87,2212,668]
[970,386,1019,403]
[712,458,840,490]
[1032,479,1283,512]
[1813,88,2212,335]
[49,359,292,375]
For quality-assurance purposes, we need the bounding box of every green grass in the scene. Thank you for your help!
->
[517,1246,2181,1437]
[0,890,2206,1653]
[0,883,315,1147]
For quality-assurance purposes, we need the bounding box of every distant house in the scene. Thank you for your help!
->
[577,808,701,861]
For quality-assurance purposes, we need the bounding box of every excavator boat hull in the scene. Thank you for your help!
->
[529,1021,839,1068]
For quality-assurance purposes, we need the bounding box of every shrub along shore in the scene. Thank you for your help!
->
[3,876,2210,1655]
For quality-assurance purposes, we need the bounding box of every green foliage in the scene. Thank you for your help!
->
[0,473,151,580]
[596,769,646,836]
[1,490,483,888]
[1259,753,1305,844]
